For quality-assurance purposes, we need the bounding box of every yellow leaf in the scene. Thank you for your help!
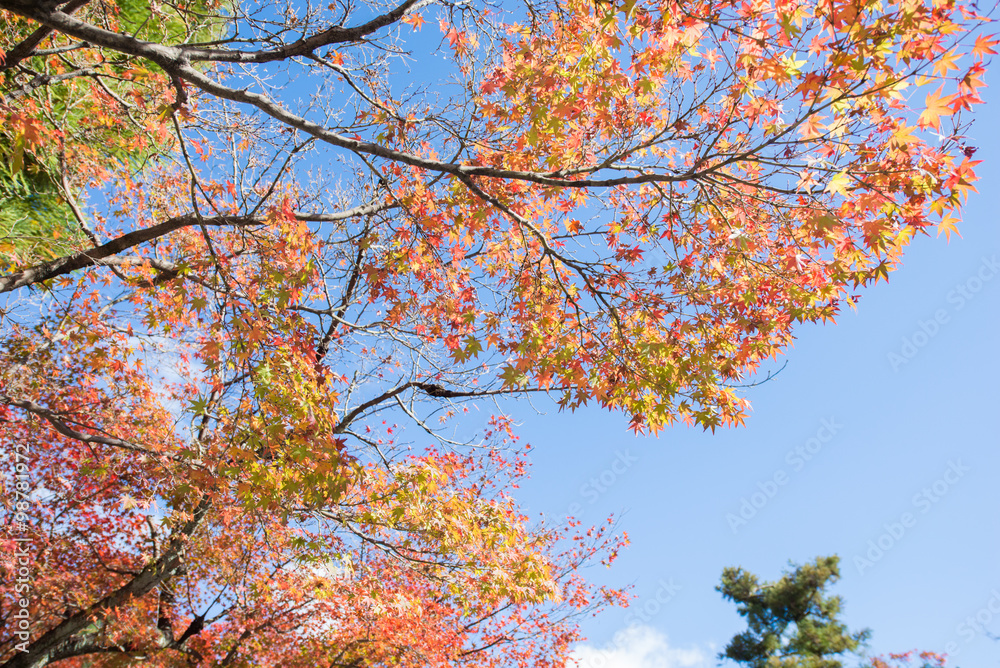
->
[824,170,851,197]
[936,213,961,241]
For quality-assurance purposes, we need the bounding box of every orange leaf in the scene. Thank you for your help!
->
[402,13,425,30]
[972,34,999,58]
[917,89,954,130]
[931,50,961,77]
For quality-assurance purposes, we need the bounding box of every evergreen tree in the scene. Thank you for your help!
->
[718,556,870,668]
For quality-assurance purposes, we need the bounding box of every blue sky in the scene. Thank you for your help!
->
[508,64,1000,668]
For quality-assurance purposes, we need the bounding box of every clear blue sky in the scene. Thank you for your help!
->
[507,66,1000,668]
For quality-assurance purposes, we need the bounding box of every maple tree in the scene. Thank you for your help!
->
[0,0,991,665]
[0,0,221,265]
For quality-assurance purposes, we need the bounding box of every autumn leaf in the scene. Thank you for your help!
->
[936,212,961,241]
[402,13,425,30]
[972,34,999,58]
[917,89,955,130]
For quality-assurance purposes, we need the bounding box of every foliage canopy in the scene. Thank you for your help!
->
[0,0,991,665]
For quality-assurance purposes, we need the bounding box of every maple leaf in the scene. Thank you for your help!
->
[444,26,462,48]
[402,13,425,30]
[890,124,919,149]
[824,170,852,198]
[797,170,819,192]
[932,50,962,77]
[917,89,955,131]
[972,34,999,58]
[936,212,961,241]
[798,115,826,140]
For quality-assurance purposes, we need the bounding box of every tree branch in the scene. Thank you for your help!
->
[0,199,397,293]
[0,0,90,72]
[0,213,262,293]
[0,0,697,190]
[0,497,211,668]
[181,0,433,63]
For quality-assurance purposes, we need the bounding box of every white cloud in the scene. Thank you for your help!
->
[570,626,711,668]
